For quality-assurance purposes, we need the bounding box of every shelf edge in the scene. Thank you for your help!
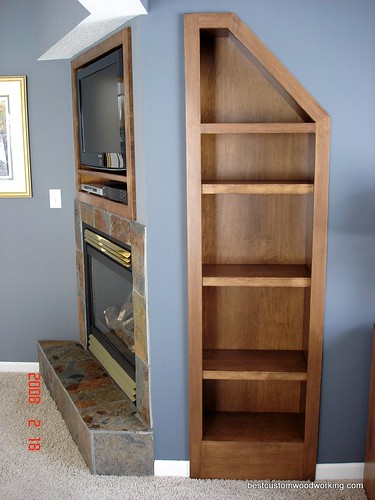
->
[200,123,316,134]
[203,370,307,381]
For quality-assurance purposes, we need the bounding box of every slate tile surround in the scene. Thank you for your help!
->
[38,201,153,475]
[74,201,150,426]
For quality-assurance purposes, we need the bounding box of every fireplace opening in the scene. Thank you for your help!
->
[83,224,136,402]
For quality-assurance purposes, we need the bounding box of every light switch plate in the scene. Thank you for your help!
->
[49,189,62,208]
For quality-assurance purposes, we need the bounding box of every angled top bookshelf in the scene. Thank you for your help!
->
[185,12,330,480]
[71,28,136,220]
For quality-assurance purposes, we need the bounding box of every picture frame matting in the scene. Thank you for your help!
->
[0,76,32,198]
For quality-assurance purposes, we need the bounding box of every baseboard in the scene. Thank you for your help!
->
[0,362,40,372]
[154,460,190,477]
[315,462,364,480]
[154,461,364,480]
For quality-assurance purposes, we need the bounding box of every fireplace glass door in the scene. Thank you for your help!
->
[84,226,136,399]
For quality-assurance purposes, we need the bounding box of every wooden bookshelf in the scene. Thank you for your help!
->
[185,12,330,480]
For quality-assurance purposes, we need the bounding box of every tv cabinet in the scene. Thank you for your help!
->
[71,28,136,220]
[185,13,330,480]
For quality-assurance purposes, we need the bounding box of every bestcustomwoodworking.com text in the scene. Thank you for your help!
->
[247,481,363,491]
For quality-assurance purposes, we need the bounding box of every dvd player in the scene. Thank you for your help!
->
[80,183,105,196]
[80,182,128,205]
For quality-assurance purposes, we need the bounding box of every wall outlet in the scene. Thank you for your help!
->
[49,189,62,208]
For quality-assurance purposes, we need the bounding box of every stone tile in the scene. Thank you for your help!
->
[136,357,151,427]
[130,222,145,296]
[79,203,94,227]
[76,411,93,470]
[55,382,80,442]
[82,400,144,432]
[93,207,110,234]
[38,346,59,404]
[39,340,86,372]
[70,202,152,475]
[77,296,86,346]
[110,214,131,245]
[38,341,150,432]
[38,343,93,470]
[74,200,82,248]
[70,380,120,406]
[133,290,147,364]
[93,431,154,476]
[129,220,145,243]
[76,248,85,297]
[75,202,147,361]
[38,341,153,476]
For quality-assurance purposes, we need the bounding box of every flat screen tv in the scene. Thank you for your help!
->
[76,47,126,172]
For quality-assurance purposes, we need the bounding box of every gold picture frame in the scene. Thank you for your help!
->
[0,76,31,198]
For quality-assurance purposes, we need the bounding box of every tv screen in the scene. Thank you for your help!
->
[77,48,126,172]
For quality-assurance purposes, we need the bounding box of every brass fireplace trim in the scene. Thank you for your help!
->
[89,334,136,402]
[84,228,131,268]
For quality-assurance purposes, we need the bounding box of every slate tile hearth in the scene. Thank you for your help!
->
[38,202,153,475]
[38,340,154,476]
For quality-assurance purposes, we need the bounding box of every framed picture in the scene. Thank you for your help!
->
[0,76,31,198]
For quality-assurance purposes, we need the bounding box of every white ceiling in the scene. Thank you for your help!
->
[38,0,147,60]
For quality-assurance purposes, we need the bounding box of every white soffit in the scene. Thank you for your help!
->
[38,0,147,61]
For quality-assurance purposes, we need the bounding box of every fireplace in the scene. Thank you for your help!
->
[83,225,136,402]
[75,202,151,427]
[37,202,153,476]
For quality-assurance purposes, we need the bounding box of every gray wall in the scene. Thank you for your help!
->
[1,0,374,467]
[0,0,79,360]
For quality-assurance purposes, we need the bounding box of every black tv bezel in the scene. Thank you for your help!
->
[76,47,126,173]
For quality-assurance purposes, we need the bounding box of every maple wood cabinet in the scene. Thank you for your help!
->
[71,28,136,220]
[185,12,330,480]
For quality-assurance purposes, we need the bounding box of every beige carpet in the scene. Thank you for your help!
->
[0,372,367,499]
